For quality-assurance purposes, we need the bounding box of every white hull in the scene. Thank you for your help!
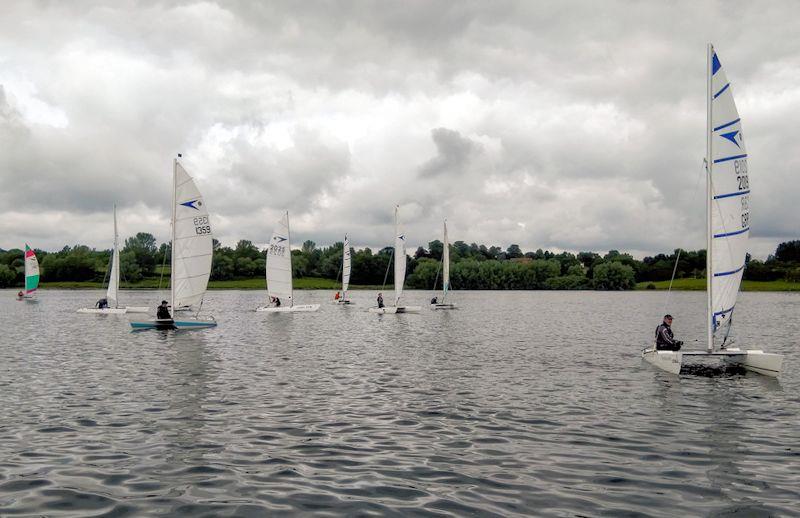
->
[256,304,320,313]
[642,347,783,377]
[431,303,457,310]
[368,305,421,314]
[125,306,150,313]
[77,307,128,314]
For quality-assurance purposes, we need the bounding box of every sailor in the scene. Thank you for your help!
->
[377,292,384,308]
[334,291,340,301]
[17,290,24,299]
[655,314,683,351]
[96,298,109,309]
[274,297,281,307]
[157,300,172,320]
[430,296,438,304]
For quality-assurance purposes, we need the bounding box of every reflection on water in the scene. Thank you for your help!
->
[0,289,798,516]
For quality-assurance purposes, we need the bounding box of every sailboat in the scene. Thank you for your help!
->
[335,234,354,305]
[78,206,148,314]
[642,44,782,377]
[369,206,421,314]
[256,211,320,313]
[130,157,217,330]
[18,244,39,300]
[431,219,457,310]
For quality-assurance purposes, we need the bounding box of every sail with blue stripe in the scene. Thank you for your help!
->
[709,47,749,337]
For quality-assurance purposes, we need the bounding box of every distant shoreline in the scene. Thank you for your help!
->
[14,277,800,291]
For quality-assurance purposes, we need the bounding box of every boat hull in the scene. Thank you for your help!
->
[368,305,421,314]
[642,347,783,377]
[125,306,150,313]
[77,307,128,314]
[431,303,457,310]
[256,304,321,313]
[130,318,217,330]
[333,300,355,305]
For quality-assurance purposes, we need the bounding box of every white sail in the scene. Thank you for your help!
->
[342,234,351,296]
[106,205,120,307]
[442,220,450,302]
[708,47,749,343]
[171,161,213,309]
[266,211,293,305]
[394,206,406,305]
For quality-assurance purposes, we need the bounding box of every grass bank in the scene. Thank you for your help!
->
[39,277,387,290]
[636,278,800,291]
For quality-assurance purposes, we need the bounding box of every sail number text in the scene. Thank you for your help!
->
[269,244,286,256]
[734,159,749,191]
[193,216,212,235]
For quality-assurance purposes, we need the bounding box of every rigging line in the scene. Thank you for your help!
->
[381,248,394,292]
[432,260,442,293]
[662,158,705,316]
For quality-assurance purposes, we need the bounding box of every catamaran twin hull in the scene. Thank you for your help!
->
[642,348,783,377]
[130,318,217,330]
[255,304,321,313]
[431,303,457,310]
[77,306,150,314]
[368,305,422,314]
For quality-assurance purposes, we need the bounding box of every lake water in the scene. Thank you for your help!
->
[1,289,798,516]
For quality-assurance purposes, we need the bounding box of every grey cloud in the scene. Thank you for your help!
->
[418,127,480,178]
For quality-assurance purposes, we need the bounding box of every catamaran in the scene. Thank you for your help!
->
[335,234,354,305]
[78,206,148,314]
[18,244,39,300]
[369,206,421,314]
[256,211,320,313]
[642,44,782,377]
[130,157,217,330]
[431,219,456,310]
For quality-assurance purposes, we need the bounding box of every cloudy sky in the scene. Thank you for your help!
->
[1,1,798,258]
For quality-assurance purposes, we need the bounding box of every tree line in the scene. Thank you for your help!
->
[3,233,800,290]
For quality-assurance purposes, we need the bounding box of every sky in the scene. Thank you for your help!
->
[1,1,798,259]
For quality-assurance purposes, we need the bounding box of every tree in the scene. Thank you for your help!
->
[211,255,235,280]
[123,232,158,276]
[775,241,800,263]
[592,262,635,290]
[0,264,16,287]
[506,244,523,259]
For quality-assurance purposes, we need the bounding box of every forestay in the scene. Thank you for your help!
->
[266,212,293,305]
[24,244,39,296]
[172,162,213,309]
[107,206,120,307]
[342,234,351,295]
[394,207,406,306]
[709,49,749,341]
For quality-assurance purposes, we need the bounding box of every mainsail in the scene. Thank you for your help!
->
[707,46,749,346]
[442,220,450,302]
[342,234,351,297]
[107,205,120,308]
[266,211,293,305]
[24,244,39,297]
[394,206,406,305]
[171,161,213,310]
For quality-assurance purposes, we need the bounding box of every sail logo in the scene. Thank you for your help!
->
[273,236,287,243]
[181,199,203,210]
[720,130,742,148]
[398,234,405,241]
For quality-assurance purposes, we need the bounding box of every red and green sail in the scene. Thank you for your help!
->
[24,244,40,295]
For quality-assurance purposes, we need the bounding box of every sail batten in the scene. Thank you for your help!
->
[708,46,749,341]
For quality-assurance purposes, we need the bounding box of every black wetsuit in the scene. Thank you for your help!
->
[157,305,172,320]
[377,296,384,308]
[655,323,681,351]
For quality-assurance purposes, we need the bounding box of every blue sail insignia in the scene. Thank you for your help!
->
[720,130,741,147]
[180,199,202,210]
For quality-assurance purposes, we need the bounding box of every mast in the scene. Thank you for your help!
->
[442,219,448,304]
[171,157,177,313]
[287,210,293,307]
[113,204,119,308]
[706,43,714,353]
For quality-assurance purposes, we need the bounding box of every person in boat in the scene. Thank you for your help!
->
[377,292,384,308]
[655,314,683,351]
[96,297,109,309]
[334,291,340,301]
[157,300,172,320]
[430,296,438,304]
[17,290,24,299]
[274,297,281,307]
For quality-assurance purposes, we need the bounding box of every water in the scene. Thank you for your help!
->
[1,289,798,516]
